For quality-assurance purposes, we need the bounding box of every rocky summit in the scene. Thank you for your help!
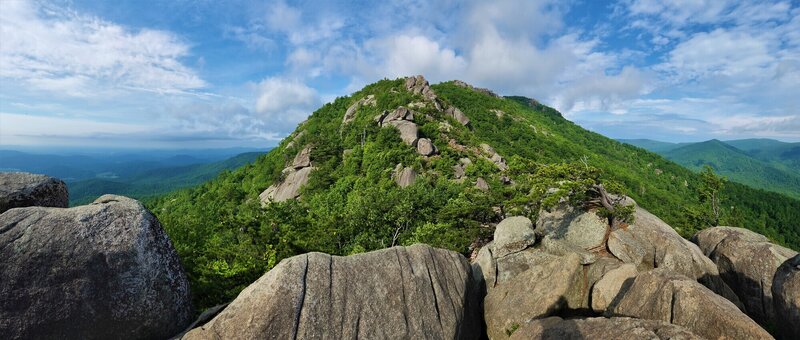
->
[3,75,800,339]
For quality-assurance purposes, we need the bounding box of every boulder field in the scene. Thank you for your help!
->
[2,172,798,339]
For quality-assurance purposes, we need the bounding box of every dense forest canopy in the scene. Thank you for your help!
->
[146,77,800,310]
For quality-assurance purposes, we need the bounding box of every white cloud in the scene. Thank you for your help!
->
[0,111,150,146]
[663,29,773,81]
[265,1,344,45]
[0,1,204,97]
[369,34,467,80]
[254,77,320,131]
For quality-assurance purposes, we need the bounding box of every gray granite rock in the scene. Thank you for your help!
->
[0,172,68,213]
[0,195,193,339]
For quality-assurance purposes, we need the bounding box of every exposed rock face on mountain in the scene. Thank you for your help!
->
[536,203,608,251]
[393,164,417,188]
[0,194,193,340]
[416,137,438,156]
[451,79,501,98]
[479,143,508,171]
[0,172,68,213]
[472,200,773,340]
[591,264,637,312]
[406,75,443,111]
[606,269,772,340]
[607,206,740,305]
[483,251,584,339]
[446,106,470,126]
[508,316,704,339]
[377,107,422,146]
[692,227,798,327]
[772,255,800,339]
[260,146,315,204]
[183,244,480,339]
[343,94,376,124]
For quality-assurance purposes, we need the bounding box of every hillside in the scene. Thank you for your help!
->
[620,139,800,198]
[148,76,800,310]
[724,138,800,171]
[0,148,264,182]
[69,152,263,205]
[665,140,800,199]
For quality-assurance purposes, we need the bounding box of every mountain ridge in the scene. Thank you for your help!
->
[147,75,800,310]
[621,138,800,198]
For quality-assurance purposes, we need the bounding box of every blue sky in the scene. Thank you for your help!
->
[1,0,798,148]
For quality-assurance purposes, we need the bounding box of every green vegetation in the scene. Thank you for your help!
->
[622,139,800,199]
[147,78,800,310]
[69,152,262,205]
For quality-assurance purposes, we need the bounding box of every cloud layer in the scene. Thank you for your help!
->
[1,0,798,147]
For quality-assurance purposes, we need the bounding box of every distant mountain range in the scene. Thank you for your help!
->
[0,148,268,205]
[619,138,800,199]
[67,152,264,205]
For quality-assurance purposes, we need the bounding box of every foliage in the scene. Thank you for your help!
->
[699,165,726,227]
[147,77,800,311]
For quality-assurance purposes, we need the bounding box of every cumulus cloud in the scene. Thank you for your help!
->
[0,1,205,97]
[254,77,321,131]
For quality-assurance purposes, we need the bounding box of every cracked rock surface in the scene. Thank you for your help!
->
[183,244,481,340]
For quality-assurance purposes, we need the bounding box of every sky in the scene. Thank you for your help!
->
[0,0,799,149]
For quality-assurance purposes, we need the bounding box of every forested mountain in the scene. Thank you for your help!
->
[621,139,800,198]
[68,152,264,205]
[0,148,264,182]
[147,76,800,310]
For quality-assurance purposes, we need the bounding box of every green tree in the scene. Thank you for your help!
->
[699,165,726,227]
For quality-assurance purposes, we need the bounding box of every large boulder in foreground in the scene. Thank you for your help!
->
[509,316,703,339]
[772,255,800,339]
[692,226,798,327]
[0,195,193,340]
[184,244,480,339]
[607,269,772,340]
[607,206,740,305]
[0,172,68,213]
[483,252,584,339]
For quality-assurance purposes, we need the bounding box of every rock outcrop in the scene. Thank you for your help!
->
[406,75,442,111]
[0,172,68,213]
[451,80,501,98]
[606,269,772,340]
[508,316,703,339]
[483,252,584,339]
[446,106,470,126]
[536,203,608,251]
[260,146,315,204]
[479,143,508,171]
[473,201,772,339]
[772,255,800,339]
[393,164,417,188]
[0,195,193,340]
[416,138,438,156]
[475,177,489,191]
[183,244,480,339]
[692,226,798,326]
[607,207,740,305]
[453,158,471,179]
[343,94,376,124]
[591,264,637,312]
